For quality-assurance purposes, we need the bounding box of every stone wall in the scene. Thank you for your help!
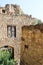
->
[0,4,24,15]
[21,24,43,65]
[0,14,36,65]
[0,13,41,65]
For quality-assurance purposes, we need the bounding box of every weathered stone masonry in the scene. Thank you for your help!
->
[0,14,36,64]
[21,24,43,65]
[0,4,43,65]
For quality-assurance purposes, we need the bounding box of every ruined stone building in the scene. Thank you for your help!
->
[0,4,43,65]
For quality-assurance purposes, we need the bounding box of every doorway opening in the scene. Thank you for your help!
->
[0,45,14,59]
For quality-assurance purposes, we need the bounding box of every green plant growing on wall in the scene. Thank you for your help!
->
[0,49,17,65]
[38,20,42,24]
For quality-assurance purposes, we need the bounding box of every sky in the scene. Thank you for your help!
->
[0,0,43,22]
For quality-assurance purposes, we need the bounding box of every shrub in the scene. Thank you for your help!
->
[0,50,17,65]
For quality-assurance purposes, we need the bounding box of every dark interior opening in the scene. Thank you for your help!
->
[24,45,28,49]
[4,46,8,48]
[11,48,14,59]
[2,10,5,13]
